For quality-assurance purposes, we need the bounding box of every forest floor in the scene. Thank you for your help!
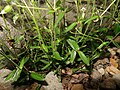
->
[1,47,120,90]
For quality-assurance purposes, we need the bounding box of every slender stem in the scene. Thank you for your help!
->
[100,0,116,18]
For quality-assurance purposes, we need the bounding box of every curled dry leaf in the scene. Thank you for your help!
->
[110,58,118,68]
[106,65,120,75]
[61,67,73,75]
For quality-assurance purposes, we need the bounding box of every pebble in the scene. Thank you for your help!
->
[98,68,105,75]
[100,78,116,90]
[117,49,120,54]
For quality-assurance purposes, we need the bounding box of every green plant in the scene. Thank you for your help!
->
[0,0,120,87]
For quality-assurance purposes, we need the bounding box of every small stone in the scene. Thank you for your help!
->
[111,51,116,56]
[91,69,102,81]
[112,47,118,51]
[108,48,113,52]
[113,74,120,88]
[117,49,120,54]
[0,69,11,78]
[100,78,116,90]
[98,68,105,75]
[96,65,103,70]
[41,71,64,90]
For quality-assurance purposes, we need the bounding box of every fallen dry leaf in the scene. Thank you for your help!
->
[61,67,72,75]
[110,58,118,68]
[62,76,71,90]
[71,84,84,90]
[106,65,120,75]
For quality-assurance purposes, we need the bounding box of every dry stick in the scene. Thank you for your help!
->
[100,0,116,18]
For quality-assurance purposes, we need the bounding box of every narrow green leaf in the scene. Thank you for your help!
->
[48,9,55,14]
[42,44,48,53]
[13,68,22,81]
[84,16,99,24]
[55,27,60,35]
[12,57,27,81]
[40,60,49,64]
[19,58,25,69]
[13,13,19,24]
[56,0,61,6]
[53,51,63,60]
[5,70,16,81]
[70,50,76,64]
[64,22,77,33]
[67,39,79,51]
[55,10,66,28]
[30,46,41,49]
[107,36,120,48]
[114,23,120,34]
[19,57,28,69]
[91,52,101,61]
[113,42,120,48]
[78,51,89,65]
[41,61,52,70]
[30,71,44,81]
[97,42,109,49]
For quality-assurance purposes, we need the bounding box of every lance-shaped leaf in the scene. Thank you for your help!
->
[78,51,89,66]
[53,51,63,60]
[97,41,109,50]
[67,39,79,51]
[63,22,77,33]
[5,57,28,81]
[54,10,66,28]
[41,61,52,70]
[84,15,99,24]
[30,71,44,81]
[70,50,76,64]
[42,44,48,53]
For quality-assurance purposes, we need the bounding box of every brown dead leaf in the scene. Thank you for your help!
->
[62,76,71,90]
[114,36,120,43]
[71,73,89,83]
[71,84,84,90]
[61,67,72,75]
[110,58,118,68]
[72,74,79,79]
[106,65,120,75]
[30,82,38,90]
[66,67,73,75]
